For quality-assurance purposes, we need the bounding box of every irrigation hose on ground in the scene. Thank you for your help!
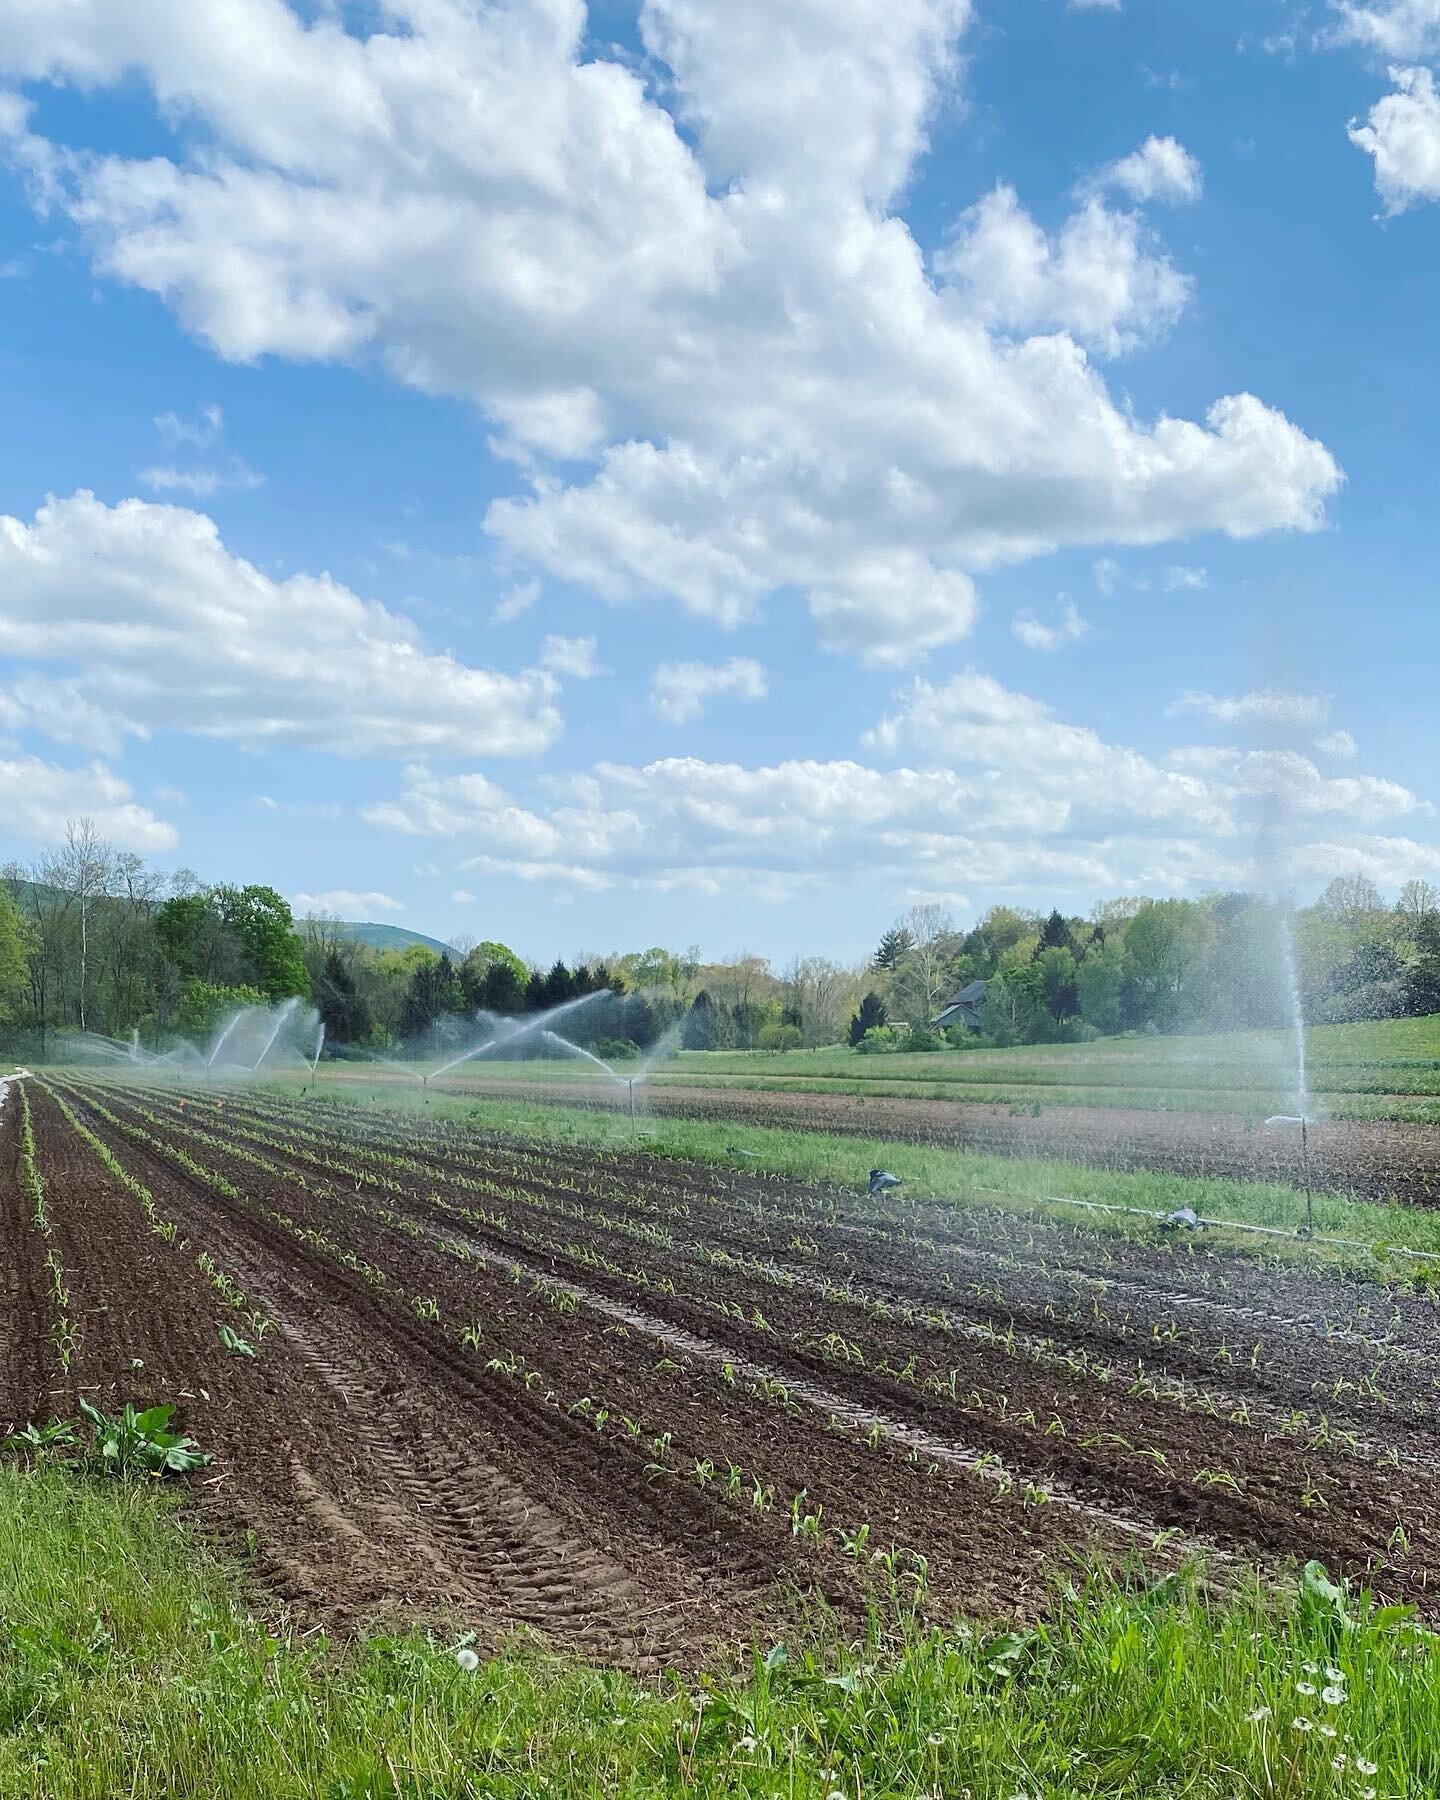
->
[973,1186,1438,1262]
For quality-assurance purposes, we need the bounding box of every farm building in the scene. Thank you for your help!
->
[930,979,988,1032]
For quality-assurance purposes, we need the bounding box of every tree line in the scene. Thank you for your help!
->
[847,878,1440,1051]
[1,820,1437,1060]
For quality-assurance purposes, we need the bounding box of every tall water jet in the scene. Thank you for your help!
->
[206,1010,246,1069]
[540,1030,623,1083]
[427,989,612,1082]
[251,996,300,1072]
[1276,902,1309,1121]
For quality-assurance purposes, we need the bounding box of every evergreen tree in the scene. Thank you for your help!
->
[400,953,460,1045]
[317,948,372,1045]
[540,958,575,1008]
[682,989,714,1050]
[847,991,887,1047]
[477,957,527,1016]
[871,925,914,971]
[1034,909,1076,958]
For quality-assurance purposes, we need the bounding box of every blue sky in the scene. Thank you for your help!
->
[0,0,1437,964]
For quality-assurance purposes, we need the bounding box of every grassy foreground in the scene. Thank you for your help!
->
[1,1457,1433,1798]
[269,1075,1440,1269]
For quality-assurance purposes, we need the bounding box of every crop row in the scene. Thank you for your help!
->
[66,1086,1439,1581]
[50,1085,966,1607]
[17,1083,78,1372]
[134,1088,1438,1469]
[39,1082,275,1357]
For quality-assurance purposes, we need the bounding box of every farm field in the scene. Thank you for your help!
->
[412,1013,1440,1123]
[11,1072,1440,1664]
[311,1059,1440,1206]
[659,1015,1440,1114]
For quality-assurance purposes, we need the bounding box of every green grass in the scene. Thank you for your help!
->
[266,1073,1440,1272]
[332,1012,1440,1125]
[1,1456,1434,1797]
[644,1013,1440,1123]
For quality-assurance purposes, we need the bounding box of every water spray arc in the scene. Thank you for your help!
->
[250,996,301,1072]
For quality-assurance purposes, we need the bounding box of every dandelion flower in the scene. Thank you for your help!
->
[1356,1757,1378,1776]
[1321,1685,1345,1705]
[454,1648,480,1673]
[1292,1717,1313,1733]
[1318,1724,1337,1740]
[1245,1707,1272,1723]
[1331,1754,1347,1771]
[1296,1680,1316,1695]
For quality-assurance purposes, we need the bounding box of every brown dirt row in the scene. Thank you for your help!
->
[183,1087,1440,1432]
[77,1082,1440,1611]
[0,1096,58,1433]
[36,1082,1139,1660]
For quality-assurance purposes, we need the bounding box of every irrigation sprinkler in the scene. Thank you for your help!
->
[1264,1114,1314,1236]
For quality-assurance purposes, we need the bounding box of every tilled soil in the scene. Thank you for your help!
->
[10,1075,1440,1670]
[416,1074,1440,1204]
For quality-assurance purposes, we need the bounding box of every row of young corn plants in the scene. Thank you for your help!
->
[16,1083,79,1374]
[198,1098,1439,1554]
[39,1082,274,1356]
[116,1089,1370,1495]
[58,1087,1028,1592]
[148,1089,1423,1479]
[82,1087,1425,1576]
[86,1091,1305,1551]
[189,1085,1421,1412]
[217,1094,1380,1478]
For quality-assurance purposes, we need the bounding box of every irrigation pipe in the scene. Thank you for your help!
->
[974,1186,1439,1263]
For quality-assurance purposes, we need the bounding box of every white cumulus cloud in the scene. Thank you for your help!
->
[0,491,564,758]
[0,0,1341,664]
[1330,1,1440,57]
[1315,728,1361,758]
[291,889,406,917]
[1349,65,1440,209]
[537,634,602,679]
[650,657,769,723]
[938,184,1193,354]
[1099,135,1204,204]
[1011,595,1089,652]
[1171,689,1333,728]
[358,671,1426,907]
[0,754,176,851]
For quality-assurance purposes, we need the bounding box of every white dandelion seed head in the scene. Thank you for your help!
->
[1321,1685,1346,1705]
[454,1647,480,1672]
[1356,1757,1379,1776]
[1296,1681,1317,1695]
[1319,1724,1337,1739]
[1245,1706,1272,1723]
[1293,1717,1313,1732]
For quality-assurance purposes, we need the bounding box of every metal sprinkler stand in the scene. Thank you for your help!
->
[627,1078,637,1139]
[1301,1117,1314,1238]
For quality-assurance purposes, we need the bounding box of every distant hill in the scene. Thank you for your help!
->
[331,920,456,958]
